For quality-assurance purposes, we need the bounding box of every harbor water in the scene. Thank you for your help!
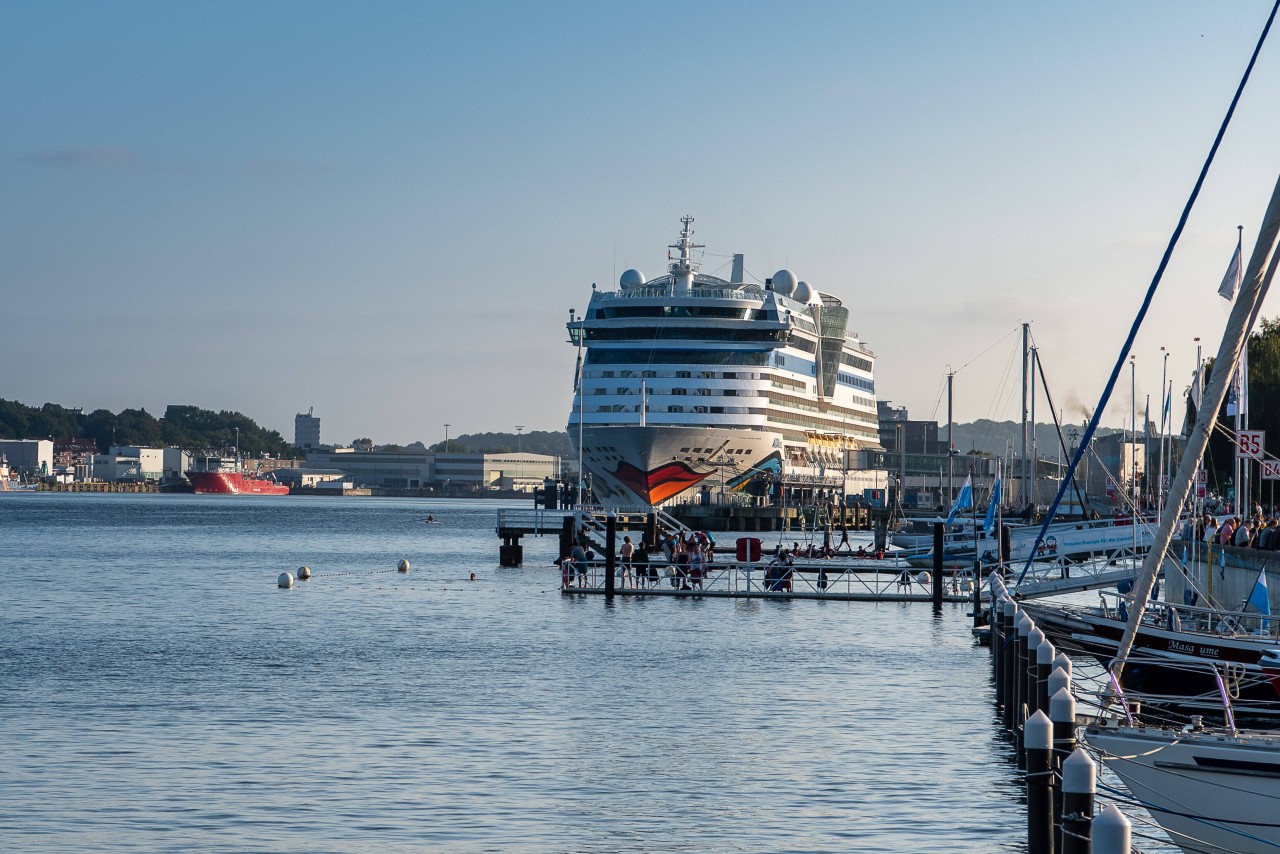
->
[1,494,1027,852]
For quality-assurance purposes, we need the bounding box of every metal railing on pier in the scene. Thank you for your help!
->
[560,558,971,602]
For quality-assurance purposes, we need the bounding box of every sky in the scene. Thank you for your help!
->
[5,1,1280,446]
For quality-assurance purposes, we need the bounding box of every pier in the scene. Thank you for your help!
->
[985,573,1135,853]
[560,559,973,603]
[37,481,160,493]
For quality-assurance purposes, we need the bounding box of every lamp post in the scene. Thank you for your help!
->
[516,425,524,486]
[444,424,450,454]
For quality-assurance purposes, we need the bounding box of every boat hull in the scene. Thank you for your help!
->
[571,425,782,507]
[1087,725,1280,854]
[1023,602,1280,717]
[905,518,1156,567]
[186,471,290,495]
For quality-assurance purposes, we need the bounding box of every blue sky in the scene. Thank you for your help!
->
[4,1,1280,445]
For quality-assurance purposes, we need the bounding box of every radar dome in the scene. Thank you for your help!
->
[619,268,647,289]
[771,269,798,297]
[792,280,813,304]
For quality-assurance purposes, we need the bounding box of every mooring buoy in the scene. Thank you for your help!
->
[297,565,312,580]
[278,572,295,588]
[397,559,410,573]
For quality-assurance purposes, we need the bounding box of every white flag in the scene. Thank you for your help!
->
[1218,242,1242,300]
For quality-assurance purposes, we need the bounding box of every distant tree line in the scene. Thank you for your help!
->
[421,430,574,458]
[0,400,293,457]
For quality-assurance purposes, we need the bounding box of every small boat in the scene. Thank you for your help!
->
[1085,718,1280,854]
[903,514,1156,568]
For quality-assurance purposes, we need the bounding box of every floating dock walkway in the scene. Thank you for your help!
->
[561,560,973,603]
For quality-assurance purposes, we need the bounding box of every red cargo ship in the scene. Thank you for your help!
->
[186,470,290,495]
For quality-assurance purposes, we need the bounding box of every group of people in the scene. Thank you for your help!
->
[1194,512,1280,550]
[560,529,876,593]
[561,529,721,591]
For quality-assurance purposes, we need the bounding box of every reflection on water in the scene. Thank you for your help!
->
[0,494,1025,852]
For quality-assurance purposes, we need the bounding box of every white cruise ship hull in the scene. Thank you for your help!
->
[572,425,782,507]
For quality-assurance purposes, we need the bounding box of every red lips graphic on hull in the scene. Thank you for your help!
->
[612,460,712,505]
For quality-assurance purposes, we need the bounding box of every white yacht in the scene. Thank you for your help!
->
[566,216,887,507]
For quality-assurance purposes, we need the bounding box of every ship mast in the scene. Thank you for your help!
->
[668,215,704,296]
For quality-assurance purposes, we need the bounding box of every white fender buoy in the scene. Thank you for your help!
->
[278,572,295,588]
[915,571,931,586]
[297,566,312,580]
[397,559,410,573]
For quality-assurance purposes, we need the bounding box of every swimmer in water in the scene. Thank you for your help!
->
[426,515,436,523]
[469,573,476,581]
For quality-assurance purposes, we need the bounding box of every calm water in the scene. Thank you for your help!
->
[1,493,1028,852]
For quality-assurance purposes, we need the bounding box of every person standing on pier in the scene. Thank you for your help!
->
[689,546,704,590]
[620,536,635,588]
[633,542,650,588]
[565,543,586,591]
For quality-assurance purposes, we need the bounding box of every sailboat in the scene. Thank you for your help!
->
[1070,12,1280,847]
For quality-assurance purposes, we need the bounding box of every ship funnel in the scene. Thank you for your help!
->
[730,254,744,284]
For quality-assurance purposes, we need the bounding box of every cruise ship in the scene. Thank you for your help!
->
[566,216,887,508]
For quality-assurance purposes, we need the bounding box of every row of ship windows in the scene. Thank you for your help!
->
[586,403,878,435]
[589,387,877,417]
[587,369,755,380]
[594,387,750,397]
[584,351,875,377]
[596,405,756,414]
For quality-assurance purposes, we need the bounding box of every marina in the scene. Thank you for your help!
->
[11,3,1280,852]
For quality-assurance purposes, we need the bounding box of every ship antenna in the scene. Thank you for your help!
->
[668,214,704,295]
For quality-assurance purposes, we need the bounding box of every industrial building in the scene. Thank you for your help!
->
[295,408,321,449]
[303,447,559,492]
[0,439,54,480]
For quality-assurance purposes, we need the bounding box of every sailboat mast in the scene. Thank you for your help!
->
[947,369,954,511]
[1159,346,1169,515]
[1030,347,1037,515]
[1021,322,1029,512]
[1112,172,1280,678]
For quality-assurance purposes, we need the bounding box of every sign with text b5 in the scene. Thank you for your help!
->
[1238,430,1266,460]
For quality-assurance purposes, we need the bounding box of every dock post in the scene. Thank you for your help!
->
[499,533,523,567]
[1002,601,1020,731]
[1014,614,1034,760]
[645,511,658,549]
[1025,628,1045,718]
[1049,682,1075,838]
[932,523,944,612]
[873,515,888,552]
[992,594,1006,708]
[1053,651,1072,682]
[972,560,984,628]
[559,515,575,564]
[1090,804,1131,854]
[604,513,617,597]
[1025,710,1054,854]
[1035,638,1054,716]
[1060,748,1096,854]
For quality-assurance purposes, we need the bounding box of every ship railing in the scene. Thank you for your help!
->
[595,286,761,301]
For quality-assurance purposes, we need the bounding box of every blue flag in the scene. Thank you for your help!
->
[984,469,1002,532]
[1248,570,1270,631]
[946,475,973,525]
